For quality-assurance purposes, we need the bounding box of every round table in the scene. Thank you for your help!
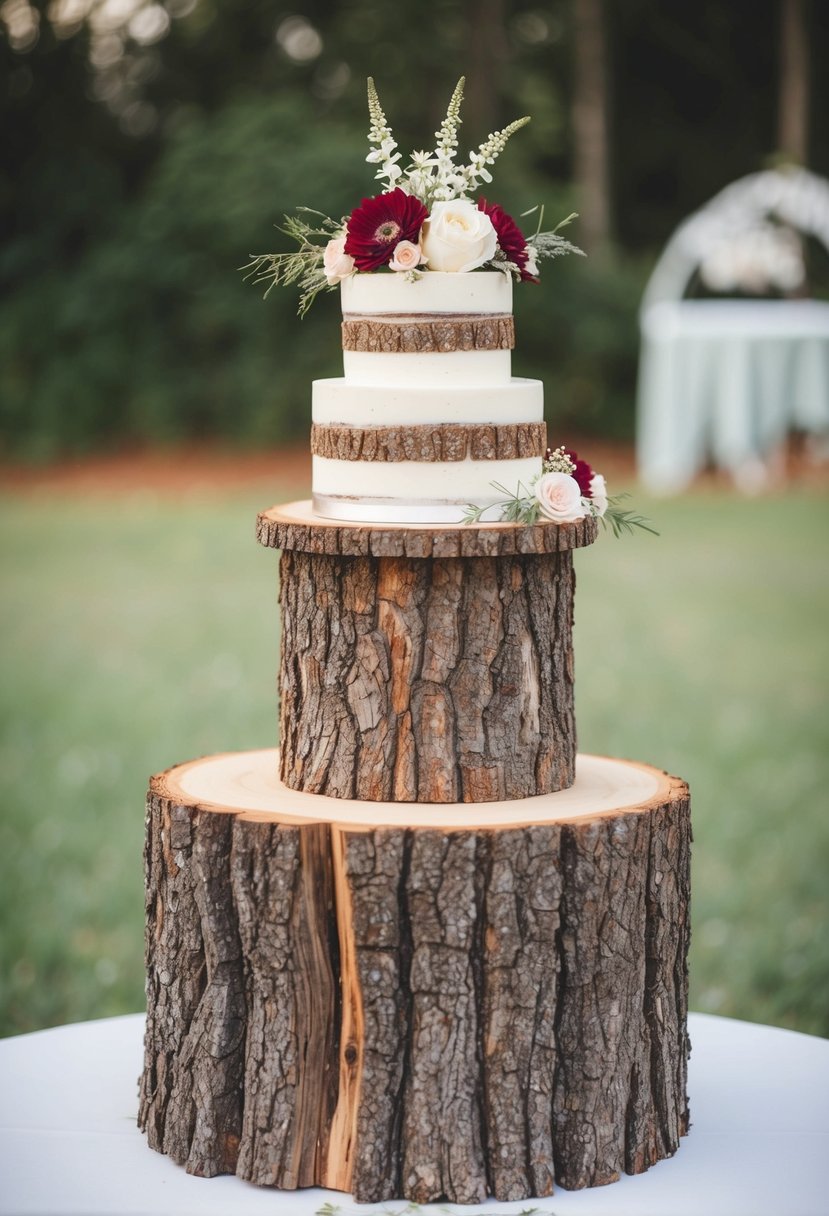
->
[637,298,829,492]
[1,1012,827,1216]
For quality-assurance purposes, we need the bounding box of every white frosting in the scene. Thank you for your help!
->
[342,349,512,386]
[313,377,543,427]
[313,453,539,510]
[342,270,512,315]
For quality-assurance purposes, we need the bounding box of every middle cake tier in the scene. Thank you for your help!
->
[312,270,546,524]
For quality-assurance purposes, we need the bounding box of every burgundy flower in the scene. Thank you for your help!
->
[564,449,594,497]
[477,198,538,282]
[345,189,429,271]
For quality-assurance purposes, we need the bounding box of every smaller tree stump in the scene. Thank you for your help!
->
[139,749,691,1205]
[257,501,598,804]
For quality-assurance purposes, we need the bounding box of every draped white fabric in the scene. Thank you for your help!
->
[1,1012,828,1215]
[637,299,829,493]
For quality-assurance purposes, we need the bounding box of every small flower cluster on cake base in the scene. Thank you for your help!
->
[535,446,607,524]
[463,445,657,539]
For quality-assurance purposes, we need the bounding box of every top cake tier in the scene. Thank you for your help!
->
[311,272,546,524]
[342,266,513,313]
[340,268,514,386]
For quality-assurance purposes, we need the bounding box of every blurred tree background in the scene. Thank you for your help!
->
[2,0,827,459]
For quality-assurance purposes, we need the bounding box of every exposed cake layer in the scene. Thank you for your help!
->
[341,269,512,315]
[311,421,546,462]
[312,377,543,426]
[312,453,541,523]
[342,349,512,386]
[342,314,514,354]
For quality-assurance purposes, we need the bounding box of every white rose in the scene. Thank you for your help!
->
[323,236,355,285]
[589,472,608,516]
[389,240,426,273]
[420,200,497,273]
[535,472,585,523]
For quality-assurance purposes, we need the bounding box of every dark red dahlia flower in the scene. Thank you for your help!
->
[564,449,594,497]
[477,198,538,282]
[345,189,429,271]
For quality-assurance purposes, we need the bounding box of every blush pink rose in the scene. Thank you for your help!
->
[323,236,355,285]
[389,240,426,272]
[535,472,585,523]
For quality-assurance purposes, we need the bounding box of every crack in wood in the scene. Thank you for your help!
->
[278,551,578,803]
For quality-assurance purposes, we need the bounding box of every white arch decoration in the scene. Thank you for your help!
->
[641,167,829,312]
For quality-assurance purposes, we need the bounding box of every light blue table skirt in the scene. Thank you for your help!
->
[637,299,829,492]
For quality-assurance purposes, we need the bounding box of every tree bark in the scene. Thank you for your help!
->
[257,503,596,804]
[277,546,576,803]
[310,420,546,463]
[572,0,612,254]
[139,750,691,1204]
[778,0,810,164]
[341,315,514,353]
[463,0,506,137]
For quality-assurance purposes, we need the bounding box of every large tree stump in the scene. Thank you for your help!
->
[139,749,691,1205]
[257,501,598,804]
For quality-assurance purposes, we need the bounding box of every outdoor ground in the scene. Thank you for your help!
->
[1,445,828,1039]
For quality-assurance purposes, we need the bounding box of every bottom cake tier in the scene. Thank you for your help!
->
[139,749,691,1205]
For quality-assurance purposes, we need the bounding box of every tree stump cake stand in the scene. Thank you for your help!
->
[256,500,599,803]
[139,505,691,1205]
[139,751,690,1205]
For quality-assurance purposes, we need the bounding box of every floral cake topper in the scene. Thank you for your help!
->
[244,76,584,314]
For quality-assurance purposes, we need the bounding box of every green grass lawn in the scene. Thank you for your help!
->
[1,481,828,1038]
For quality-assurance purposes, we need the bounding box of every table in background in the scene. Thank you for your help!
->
[637,298,829,492]
[1,1012,827,1216]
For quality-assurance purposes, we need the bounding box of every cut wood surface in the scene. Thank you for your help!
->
[257,499,598,558]
[341,314,514,352]
[140,748,691,1204]
[310,420,546,462]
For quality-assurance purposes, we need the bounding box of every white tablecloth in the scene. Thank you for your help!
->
[637,299,829,492]
[1,1012,827,1216]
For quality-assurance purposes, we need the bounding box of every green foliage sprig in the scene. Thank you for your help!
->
[524,208,586,265]
[242,208,341,316]
[462,482,541,525]
[600,493,660,537]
